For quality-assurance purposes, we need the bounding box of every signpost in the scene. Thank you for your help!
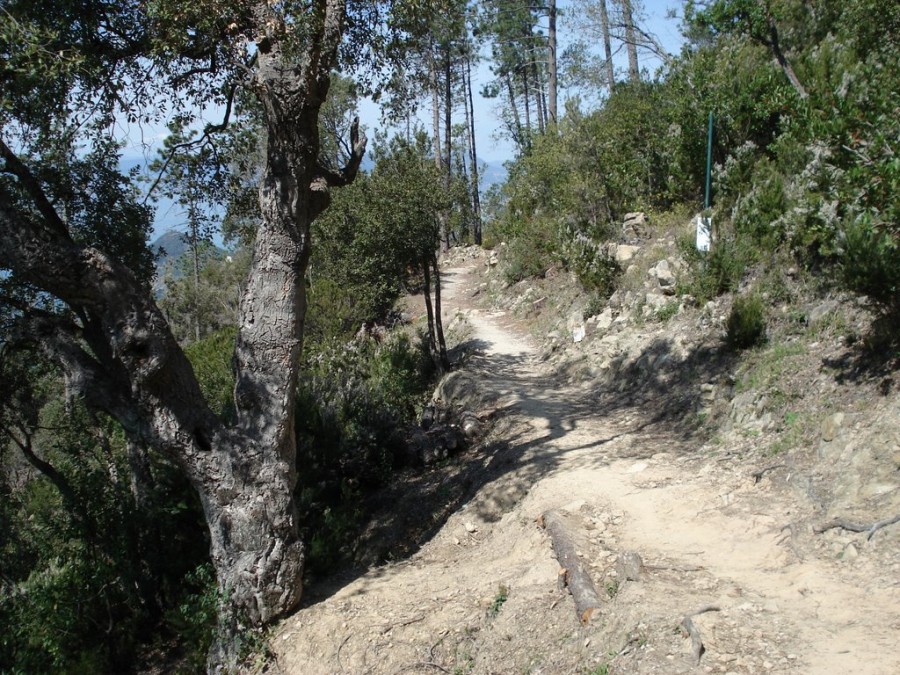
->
[696,111,713,252]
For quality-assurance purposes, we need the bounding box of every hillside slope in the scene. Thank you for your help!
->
[273,244,899,675]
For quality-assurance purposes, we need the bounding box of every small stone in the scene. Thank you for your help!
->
[844,543,859,560]
[464,521,477,533]
[615,551,645,581]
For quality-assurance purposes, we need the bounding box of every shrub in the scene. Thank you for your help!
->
[839,215,900,320]
[727,294,767,350]
[678,231,752,302]
[294,330,435,575]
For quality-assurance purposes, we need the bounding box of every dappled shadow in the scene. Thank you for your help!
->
[299,331,740,608]
[820,316,899,387]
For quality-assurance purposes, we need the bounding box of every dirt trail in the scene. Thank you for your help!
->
[274,261,900,674]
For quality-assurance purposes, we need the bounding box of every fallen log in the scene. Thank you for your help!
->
[540,510,603,625]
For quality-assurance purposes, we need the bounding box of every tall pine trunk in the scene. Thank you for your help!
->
[464,54,482,245]
[505,74,524,150]
[621,0,640,81]
[599,0,615,91]
[548,0,558,124]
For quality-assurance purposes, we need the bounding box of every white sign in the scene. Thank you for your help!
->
[696,215,712,252]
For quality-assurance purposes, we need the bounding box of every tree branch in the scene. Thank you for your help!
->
[0,137,68,236]
[313,116,367,188]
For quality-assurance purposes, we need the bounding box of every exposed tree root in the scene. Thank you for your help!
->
[813,514,900,541]
[751,463,786,483]
[680,605,721,664]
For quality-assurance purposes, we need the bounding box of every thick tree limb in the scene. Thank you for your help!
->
[541,509,603,625]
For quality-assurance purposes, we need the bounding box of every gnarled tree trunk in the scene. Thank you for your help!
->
[0,2,368,671]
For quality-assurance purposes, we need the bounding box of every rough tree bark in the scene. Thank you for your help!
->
[0,1,368,670]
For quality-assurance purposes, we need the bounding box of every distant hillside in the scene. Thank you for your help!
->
[151,230,225,297]
[152,229,190,264]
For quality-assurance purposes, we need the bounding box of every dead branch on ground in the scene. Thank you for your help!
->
[540,510,603,625]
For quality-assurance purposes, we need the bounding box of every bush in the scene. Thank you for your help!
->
[839,215,900,319]
[727,294,767,350]
[678,232,752,302]
[294,330,435,575]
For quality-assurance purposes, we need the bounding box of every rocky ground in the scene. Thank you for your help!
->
[271,235,899,675]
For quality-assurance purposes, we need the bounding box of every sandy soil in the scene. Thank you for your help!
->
[272,260,900,675]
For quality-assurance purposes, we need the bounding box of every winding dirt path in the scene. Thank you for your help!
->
[274,261,900,674]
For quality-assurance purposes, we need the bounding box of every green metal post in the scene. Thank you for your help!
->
[704,112,713,210]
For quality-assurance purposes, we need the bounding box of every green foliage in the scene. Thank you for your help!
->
[295,331,434,575]
[492,0,898,319]
[839,216,900,320]
[487,584,509,618]
[312,134,452,336]
[727,294,767,350]
[0,351,209,671]
[184,327,239,420]
[678,233,752,302]
[165,564,219,673]
[160,247,250,344]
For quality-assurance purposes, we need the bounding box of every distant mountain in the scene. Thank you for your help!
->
[152,229,190,264]
[480,160,508,191]
[150,230,226,297]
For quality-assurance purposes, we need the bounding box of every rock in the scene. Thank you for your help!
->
[488,253,499,267]
[809,299,839,325]
[460,411,481,439]
[822,412,844,442]
[623,211,648,226]
[649,260,676,292]
[843,543,859,560]
[420,403,436,430]
[615,244,641,263]
[615,551,645,581]
[623,212,649,239]
[645,292,668,310]
[464,521,477,533]
[596,308,614,331]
